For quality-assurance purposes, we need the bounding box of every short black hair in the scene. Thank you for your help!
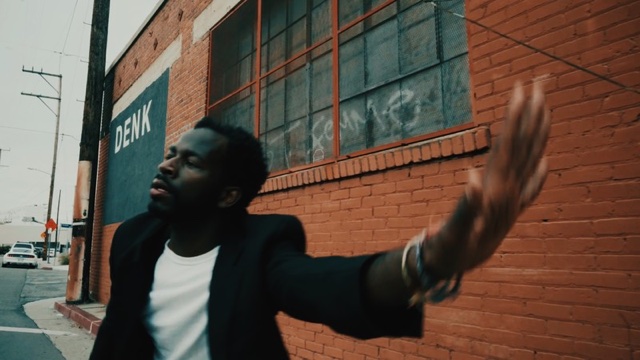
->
[194,116,269,209]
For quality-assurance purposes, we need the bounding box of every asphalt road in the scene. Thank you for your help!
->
[0,263,68,360]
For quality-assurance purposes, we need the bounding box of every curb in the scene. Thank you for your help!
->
[54,301,103,336]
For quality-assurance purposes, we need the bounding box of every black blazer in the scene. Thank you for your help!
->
[90,211,422,359]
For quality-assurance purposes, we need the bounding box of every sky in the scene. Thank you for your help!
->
[0,0,161,223]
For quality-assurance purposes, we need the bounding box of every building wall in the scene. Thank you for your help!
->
[90,0,640,358]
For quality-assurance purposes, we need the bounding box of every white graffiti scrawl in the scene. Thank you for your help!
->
[265,88,427,170]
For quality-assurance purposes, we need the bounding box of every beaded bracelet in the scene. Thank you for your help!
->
[401,229,463,306]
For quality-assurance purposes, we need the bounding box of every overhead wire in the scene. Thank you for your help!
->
[62,0,80,54]
[427,0,640,95]
[0,125,80,141]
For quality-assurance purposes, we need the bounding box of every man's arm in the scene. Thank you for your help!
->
[364,82,551,309]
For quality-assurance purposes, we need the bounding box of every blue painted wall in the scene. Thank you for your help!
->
[103,70,169,224]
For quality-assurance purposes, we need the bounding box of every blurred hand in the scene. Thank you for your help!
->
[424,81,551,278]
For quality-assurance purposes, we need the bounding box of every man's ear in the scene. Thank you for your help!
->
[218,187,242,208]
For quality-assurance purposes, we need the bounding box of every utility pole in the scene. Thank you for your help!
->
[21,68,62,262]
[67,0,110,304]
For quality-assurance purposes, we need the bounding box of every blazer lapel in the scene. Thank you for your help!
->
[208,229,245,359]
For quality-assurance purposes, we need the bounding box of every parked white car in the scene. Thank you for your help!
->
[2,242,38,268]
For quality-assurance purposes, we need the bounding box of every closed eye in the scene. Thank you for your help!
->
[184,157,202,168]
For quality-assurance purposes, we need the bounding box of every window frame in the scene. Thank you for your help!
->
[206,0,473,176]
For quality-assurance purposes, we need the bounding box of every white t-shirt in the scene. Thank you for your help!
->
[144,240,219,360]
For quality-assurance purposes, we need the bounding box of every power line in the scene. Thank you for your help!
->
[427,0,640,95]
[0,125,80,141]
[62,0,80,54]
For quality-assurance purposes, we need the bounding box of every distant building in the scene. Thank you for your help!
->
[0,204,71,252]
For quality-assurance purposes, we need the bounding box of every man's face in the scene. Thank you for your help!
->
[148,128,228,219]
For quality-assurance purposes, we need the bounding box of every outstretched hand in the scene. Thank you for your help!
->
[424,82,551,278]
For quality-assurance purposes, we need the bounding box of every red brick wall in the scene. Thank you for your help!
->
[254,1,640,358]
[93,0,640,358]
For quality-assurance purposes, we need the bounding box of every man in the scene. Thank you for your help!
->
[90,82,549,359]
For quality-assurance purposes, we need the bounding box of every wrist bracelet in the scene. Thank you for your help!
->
[401,229,463,306]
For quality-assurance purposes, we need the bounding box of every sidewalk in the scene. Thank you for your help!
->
[24,262,106,359]
[24,297,100,360]
[36,258,106,336]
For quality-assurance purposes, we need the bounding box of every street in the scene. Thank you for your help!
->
[0,263,67,359]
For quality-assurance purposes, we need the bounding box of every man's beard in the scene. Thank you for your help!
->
[148,195,218,221]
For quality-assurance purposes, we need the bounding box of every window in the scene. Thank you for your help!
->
[208,0,470,173]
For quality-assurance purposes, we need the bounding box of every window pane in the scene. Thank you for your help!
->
[311,51,332,111]
[398,2,437,73]
[262,107,333,172]
[368,2,397,29]
[210,1,255,105]
[365,19,399,87]
[286,118,310,168]
[310,107,333,163]
[339,95,367,154]
[367,81,403,147]
[399,67,445,136]
[339,0,389,27]
[289,18,307,56]
[262,127,286,171]
[208,86,256,134]
[285,66,307,120]
[260,47,333,172]
[339,34,365,99]
[261,0,328,73]
[260,77,285,133]
[262,31,286,73]
[289,0,306,23]
[267,0,287,36]
[339,1,363,27]
[440,0,467,60]
[311,0,330,43]
[442,54,471,127]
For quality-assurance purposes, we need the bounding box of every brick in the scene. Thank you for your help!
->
[382,152,394,169]
[360,157,370,173]
[393,150,404,167]
[324,346,343,358]
[462,131,476,153]
[410,147,422,163]
[334,338,355,351]
[547,320,596,340]
[596,255,640,271]
[306,341,323,353]
[354,343,378,357]
[430,142,442,158]
[376,154,386,170]
[522,335,574,354]
[596,289,640,307]
[352,158,361,175]
[574,341,632,360]
[441,138,453,156]
[474,128,490,149]
[420,144,432,161]
[593,218,640,235]
[339,161,348,178]
[402,149,412,165]
[573,306,640,326]
[368,155,378,171]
